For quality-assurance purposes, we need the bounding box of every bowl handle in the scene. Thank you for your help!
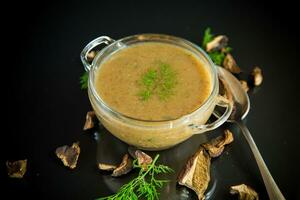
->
[189,95,233,134]
[80,36,115,71]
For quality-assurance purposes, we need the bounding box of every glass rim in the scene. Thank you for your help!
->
[88,33,218,123]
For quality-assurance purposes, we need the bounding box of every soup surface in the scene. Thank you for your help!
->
[95,42,212,121]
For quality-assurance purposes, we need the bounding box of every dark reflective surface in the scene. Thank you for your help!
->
[96,124,268,199]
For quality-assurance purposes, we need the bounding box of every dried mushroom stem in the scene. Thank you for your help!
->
[55,142,80,169]
[240,80,249,92]
[223,53,241,74]
[111,154,133,177]
[251,66,263,86]
[83,111,97,130]
[221,129,234,145]
[87,50,96,62]
[178,147,211,200]
[128,147,153,171]
[206,35,229,52]
[6,159,27,178]
[230,184,259,200]
[98,163,117,171]
[218,76,233,103]
[137,151,153,170]
[202,129,234,158]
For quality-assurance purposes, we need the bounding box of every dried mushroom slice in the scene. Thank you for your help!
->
[219,75,244,121]
[202,129,234,157]
[219,129,234,146]
[135,150,152,170]
[251,66,263,86]
[111,154,133,177]
[128,146,152,171]
[223,53,241,74]
[6,159,27,178]
[83,111,97,130]
[240,80,249,92]
[87,50,96,62]
[98,163,117,171]
[206,35,228,52]
[218,76,233,102]
[55,142,80,169]
[178,147,211,200]
[230,184,259,200]
[203,144,225,158]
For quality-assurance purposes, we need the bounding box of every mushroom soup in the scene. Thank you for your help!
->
[95,42,212,121]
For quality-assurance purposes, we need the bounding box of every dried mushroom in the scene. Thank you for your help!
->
[87,50,96,62]
[204,144,225,158]
[135,150,152,170]
[219,73,246,120]
[55,142,80,169]
[206,35,228,52]
[111,154,133,177]
[230,184,259,200]
[83,111,97,130]
[221,129,234,145]
[98,163,117,171]
[128,146,152,171]
[240,80,249,92]
[6,159,27,178]
[251,67,263,86]
[202,129,234,157]
[219,77,234,105]
[178,147,211,200]
[223,53,241,74]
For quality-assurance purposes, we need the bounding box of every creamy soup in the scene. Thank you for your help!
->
[95,42,212,121]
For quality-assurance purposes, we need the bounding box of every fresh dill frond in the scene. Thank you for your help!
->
[80,72,88,89]
[202,27,214,48]
[138,62,177,101]
[157,63,177,100]
[139,69,158,101]
[138,90,152,101]
[97,154,173,200]
[142,69,157,88]
[208,51,226,65]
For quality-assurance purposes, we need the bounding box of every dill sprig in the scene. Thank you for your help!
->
[202,27,213,48]
[97,154,173,200]
[138,62,177,101]
[80,72,88,89]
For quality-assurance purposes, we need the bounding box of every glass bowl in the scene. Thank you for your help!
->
[80,34,232,150]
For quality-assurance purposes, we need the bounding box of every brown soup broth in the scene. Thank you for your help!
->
[95,42,212,121]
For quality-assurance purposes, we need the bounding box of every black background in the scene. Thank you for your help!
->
[2,0,300,199]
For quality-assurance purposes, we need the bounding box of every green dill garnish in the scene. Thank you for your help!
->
[138,62,177,101]
[97,154,173,200]
[208,51,226,65]
[142,69,157,87]
[223,46,232,53]
[138,68,157,101]
[202,27,214,48]
[80,72,88,89]
[157,63,177,100]
[202,27,232,66]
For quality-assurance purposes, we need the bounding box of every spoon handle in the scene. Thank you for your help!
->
[236,121,285,200]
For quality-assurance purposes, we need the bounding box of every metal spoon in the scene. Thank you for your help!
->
[216,66,285,200]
